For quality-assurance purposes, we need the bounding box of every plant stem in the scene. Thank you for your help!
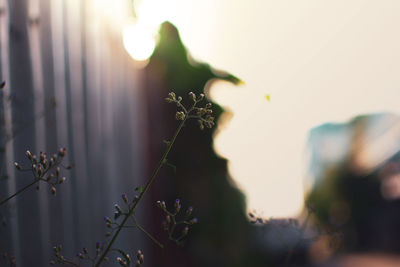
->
[136,222,164,249]
[94,118,187,267]
[0,179,39,206]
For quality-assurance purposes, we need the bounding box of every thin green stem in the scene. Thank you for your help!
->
[0,179,39,206]
[176,101,188,114]
[62,259,80,267]
[94,117,187,267]
[0,158,64,206]
[136,222,164,249]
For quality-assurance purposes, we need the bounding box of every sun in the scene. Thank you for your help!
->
[123,23,157,62]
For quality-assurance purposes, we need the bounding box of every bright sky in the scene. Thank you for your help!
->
[121,0,400,217]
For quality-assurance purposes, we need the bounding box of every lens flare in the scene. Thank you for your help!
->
[123,23,157,62]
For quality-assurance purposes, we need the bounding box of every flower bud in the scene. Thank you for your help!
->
[138,254,144,264]
[168,92,176,100]
[117,257,126,266]
[115,204,122,213]
[49,158,54,168]
[175,111,185,120]
[182,226,189,235]
[156,200,167,210]
[174,199,181,213]
[58,147,66,157]
[47,173,55,181]
[42,159,48,169]
[137,250,144,263]
[186,206,193,217]
[122,194,128,204]
[83,247,89,254]
[198,120,204,130]
[188,92,196,101]
[40,152,45,163]
[14,162,22,170]
[37,164,43,176]
[26,150,33,160]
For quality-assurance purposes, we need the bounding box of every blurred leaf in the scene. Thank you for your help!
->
[135,186,143,193]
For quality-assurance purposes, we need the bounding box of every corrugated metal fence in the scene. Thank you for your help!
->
[0,0,146,265]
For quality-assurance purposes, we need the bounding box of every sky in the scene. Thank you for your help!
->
[119,0,400,217]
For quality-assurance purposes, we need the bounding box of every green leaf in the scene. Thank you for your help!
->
[165,162,177,173]
[135,186,143,193]
[163,139,171,146]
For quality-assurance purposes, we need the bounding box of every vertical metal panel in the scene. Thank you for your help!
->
[27,0,53,263]
[1,0,146,264]
[0,0,19,261]
[64,0,92,249]
[8,0,42,265]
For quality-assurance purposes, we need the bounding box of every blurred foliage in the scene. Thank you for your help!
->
[144,22,269,267]
[307,114,400,255]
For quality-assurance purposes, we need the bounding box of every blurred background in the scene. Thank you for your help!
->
[1,0,400,266]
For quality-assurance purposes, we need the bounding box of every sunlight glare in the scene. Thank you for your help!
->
[122,0,179,62]
[123,23,157,62]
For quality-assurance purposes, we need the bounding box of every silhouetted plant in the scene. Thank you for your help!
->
[51,91,213,266]
[0,148,72,206]
[157,199,198,246]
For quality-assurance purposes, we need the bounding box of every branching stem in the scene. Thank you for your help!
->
[0,179,39,206]
[94,117,188,266]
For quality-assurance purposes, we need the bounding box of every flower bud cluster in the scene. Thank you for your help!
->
[165,91,215,130]
[135,250,144,267]
[50,245,66,265]
[14,148,72,196]
[195,102,214,130]
[51,241,109,265]
[115,248,133,267]
[157,199,198,245]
